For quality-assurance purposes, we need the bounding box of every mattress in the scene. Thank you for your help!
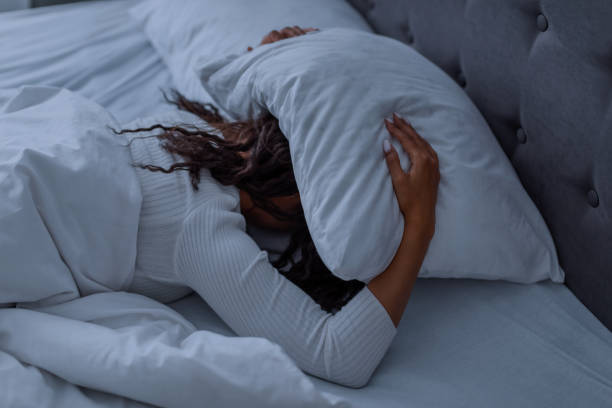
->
[171,278,612,408]
[1,2,611,407]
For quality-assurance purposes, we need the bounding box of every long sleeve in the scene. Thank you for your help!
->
[174,193,397,388]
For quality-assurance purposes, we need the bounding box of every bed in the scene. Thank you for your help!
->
[1,1,611,407]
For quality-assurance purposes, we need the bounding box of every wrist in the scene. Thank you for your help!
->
[403,218,435,243]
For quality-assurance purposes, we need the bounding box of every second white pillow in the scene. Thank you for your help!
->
[129,0,372,103]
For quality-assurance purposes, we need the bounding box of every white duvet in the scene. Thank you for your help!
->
[0,87,347,408]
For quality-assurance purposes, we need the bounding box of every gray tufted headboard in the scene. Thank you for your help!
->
[346,0,612,331]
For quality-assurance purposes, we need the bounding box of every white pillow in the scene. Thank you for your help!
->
[128,0,372,103]
[195,28,565,284]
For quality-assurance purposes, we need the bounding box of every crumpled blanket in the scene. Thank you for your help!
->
[0,87,347,408]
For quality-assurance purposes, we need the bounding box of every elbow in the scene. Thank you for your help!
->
[315,326,388,389]
[325,367,373,389]
[340,373,372,389]
[319,345,377,388]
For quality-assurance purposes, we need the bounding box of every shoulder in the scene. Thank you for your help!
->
[189,172,241,217]
[121,109,208,133]
[181,176,243,235]
[173,180,250,271]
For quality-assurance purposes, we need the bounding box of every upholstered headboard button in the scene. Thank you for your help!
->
[587,189,600,208]
[347,0,612,332]
[399,22,414,44]
[536,13,548,32]
[516,128,527,144]
[456,71,466,88]
[349,0,375,14]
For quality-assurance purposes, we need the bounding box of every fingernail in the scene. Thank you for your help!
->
[383,139,391,153]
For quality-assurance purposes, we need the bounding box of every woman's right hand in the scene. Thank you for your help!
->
[383,113,440,241]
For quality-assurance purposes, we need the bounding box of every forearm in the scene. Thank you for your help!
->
[367,221,431,327]
[176,201,396,388]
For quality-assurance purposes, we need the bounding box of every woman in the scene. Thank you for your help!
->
[121,27,440,388]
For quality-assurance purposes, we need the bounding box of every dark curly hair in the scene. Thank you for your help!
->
[117,90,364,313]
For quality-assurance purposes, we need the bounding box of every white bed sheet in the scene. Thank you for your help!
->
[0,0,172,123]
[1,1,611,407]
[171,278,612,408]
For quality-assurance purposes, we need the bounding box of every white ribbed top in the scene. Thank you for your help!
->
[126,127,397,388]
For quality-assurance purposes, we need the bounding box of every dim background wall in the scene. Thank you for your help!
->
[0,0,112,12]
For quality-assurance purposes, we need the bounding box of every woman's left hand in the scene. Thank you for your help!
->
[247,26,318,51]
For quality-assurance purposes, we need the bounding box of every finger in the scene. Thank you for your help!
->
[385,118,418,158]
[383,139,405,187]
[285,26,302,37]
[260,32,273,45]
[292,26,306,35]
[387,119,437,170]
[393,114,439,160]
[269,30,282,41]
[390,113,423,152]
[304,27,318,32]
[414,130,438,161]
[405,121,430,151]
[281,27,300,37]
[428,145,439,164]
[277,29,292,39]
[391,113,412,137]
[392,113,425,148]
[401,119,437,160]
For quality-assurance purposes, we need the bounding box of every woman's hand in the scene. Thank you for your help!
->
[383,113,440,241]
[367,114,440,327]
[247,26,318,51]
